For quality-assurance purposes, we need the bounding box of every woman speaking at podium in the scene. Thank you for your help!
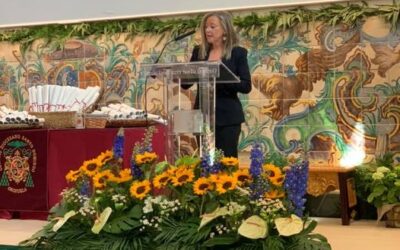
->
[183,11,252,157]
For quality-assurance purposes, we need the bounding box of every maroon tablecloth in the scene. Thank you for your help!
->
[0,125,166,217]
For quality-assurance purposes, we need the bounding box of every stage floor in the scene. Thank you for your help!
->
[0,218,398,249]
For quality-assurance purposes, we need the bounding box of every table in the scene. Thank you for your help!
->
[0,125,166,215]
[307,166,358,225]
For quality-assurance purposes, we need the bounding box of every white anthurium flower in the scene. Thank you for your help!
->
[52,210,77,232]
[238,215,268,239]
[198,207,229,230]
[274,214,303,236]
[91,207,113,234]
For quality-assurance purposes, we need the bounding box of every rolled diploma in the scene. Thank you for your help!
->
[36,85,43,112]
[51,85,62,111]
[62,86,76,111]
[42,85,49,111]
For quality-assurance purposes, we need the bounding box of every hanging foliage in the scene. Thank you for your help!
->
[0,1,400,51]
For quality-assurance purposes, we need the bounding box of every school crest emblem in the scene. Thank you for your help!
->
[0,134,37,193]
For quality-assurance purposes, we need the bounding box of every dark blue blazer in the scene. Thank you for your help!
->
[184,46,252,126]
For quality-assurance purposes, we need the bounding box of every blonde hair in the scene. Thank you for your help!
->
[198,11,238,60]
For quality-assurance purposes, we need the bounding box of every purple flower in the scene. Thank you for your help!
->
[130,161,143,179]
[249,142,264,178]
[113,128,124,159]
[200,152,222,175]
[79,179,91,198]
[250,178,269,200]
[284,161,309,217]
[249,142,268,199]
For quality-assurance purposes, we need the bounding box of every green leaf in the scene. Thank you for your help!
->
[155,161,169,174]
[49,202,69,217]
[175,155,200,167]
[155,218,210,245]
[372,184,386,196]
[103,205,142,234]
[288,233,332,250]
[202,234,238,247]
[264,235,285,250]
[128,204,143,219]
[204,200,219,213]
[299,220,317,235]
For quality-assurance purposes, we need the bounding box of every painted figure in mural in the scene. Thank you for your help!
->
[182,11,252,157]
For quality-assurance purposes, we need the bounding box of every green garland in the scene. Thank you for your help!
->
[0,1,400,52]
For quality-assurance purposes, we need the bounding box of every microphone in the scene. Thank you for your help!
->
[173,30,196,41]
[153,30,195,65]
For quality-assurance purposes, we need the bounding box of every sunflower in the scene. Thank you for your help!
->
[97,150,113,164]
[193,177,212,195]
[135,152,158,165]
[92,170,114,189]
[153,172,170,189]
[65,169,81,183]
[80,159,102,177]
[130,180,151,200]
[270,174,285,186]
[208,174,220,183]
[116,168,133,183]
[171,168,194,186]
[264,189,285,199]
[216,175,237,194]
[167,166,178,175]
[233,168,251,185]
[263,164,283,179]
[220,157,239,167]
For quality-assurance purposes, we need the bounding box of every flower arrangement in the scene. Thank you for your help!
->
[355,153,400,208]
[21,128,331,249]
[354,153,400,227]
[366,165,400,208]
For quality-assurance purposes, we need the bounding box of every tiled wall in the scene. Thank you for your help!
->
[0,8,399,166]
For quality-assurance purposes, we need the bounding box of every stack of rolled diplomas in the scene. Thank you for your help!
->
[0,106,43,126]
[28,85,101,112]
[90,103,167,125]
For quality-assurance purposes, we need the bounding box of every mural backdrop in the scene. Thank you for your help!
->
[0,6,399,167]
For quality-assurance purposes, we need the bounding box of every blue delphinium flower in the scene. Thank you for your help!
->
[284,160,309,217]
[200,152,212,176]
[200,148,223,175]
[79,179,91,198]
[130,161,143,179]
[249,142,268,199]
[113,128,124,160]
[249,178,269,200]
[249,142,264,178]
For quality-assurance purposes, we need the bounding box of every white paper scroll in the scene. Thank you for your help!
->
[28,85,101,112]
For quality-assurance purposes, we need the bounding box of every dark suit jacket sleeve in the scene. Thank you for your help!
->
[227,47,252,94]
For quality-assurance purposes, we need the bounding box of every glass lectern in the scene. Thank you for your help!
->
[141,61,239,162]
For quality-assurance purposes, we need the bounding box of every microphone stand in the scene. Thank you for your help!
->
[144,30,195,125]
[143,40,173,125]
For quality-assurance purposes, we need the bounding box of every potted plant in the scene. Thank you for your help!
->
[355,153,400,227]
